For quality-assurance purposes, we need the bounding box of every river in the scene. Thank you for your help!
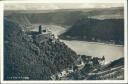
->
[60,40,124,63]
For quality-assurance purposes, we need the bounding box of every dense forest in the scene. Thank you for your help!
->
[4,19,78,80]
[59,18,124,45]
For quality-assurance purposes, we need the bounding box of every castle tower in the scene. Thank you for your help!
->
[39,25,42,34]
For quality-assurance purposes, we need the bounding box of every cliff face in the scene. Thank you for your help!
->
[4,19,78,80]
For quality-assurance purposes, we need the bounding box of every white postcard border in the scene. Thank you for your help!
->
[0,0,127,83]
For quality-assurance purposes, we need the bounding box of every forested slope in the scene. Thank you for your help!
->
[60,18,124,45]
[4,19,78,80]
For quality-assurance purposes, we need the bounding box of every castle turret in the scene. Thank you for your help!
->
[39,25,42,34]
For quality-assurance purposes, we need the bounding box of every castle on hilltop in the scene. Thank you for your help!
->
[34,25,56,44]
[39,25,49,34]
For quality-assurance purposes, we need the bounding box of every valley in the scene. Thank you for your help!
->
[4,6,124,80]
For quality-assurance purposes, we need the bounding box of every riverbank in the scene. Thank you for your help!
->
[60,39,123,47]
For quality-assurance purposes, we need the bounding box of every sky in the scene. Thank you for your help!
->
[2,0,124,2]
[4,0,124,10]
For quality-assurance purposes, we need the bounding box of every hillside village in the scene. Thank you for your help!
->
[50,55,106,80]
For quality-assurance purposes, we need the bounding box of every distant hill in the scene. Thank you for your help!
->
[59,18,124,45]
[4,14,31,26]
[4,19,78,80]
[5,7,123,27]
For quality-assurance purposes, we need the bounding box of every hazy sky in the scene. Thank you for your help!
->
[4,0,124,10]
[5,3,124,10]
[3,0,124,2]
